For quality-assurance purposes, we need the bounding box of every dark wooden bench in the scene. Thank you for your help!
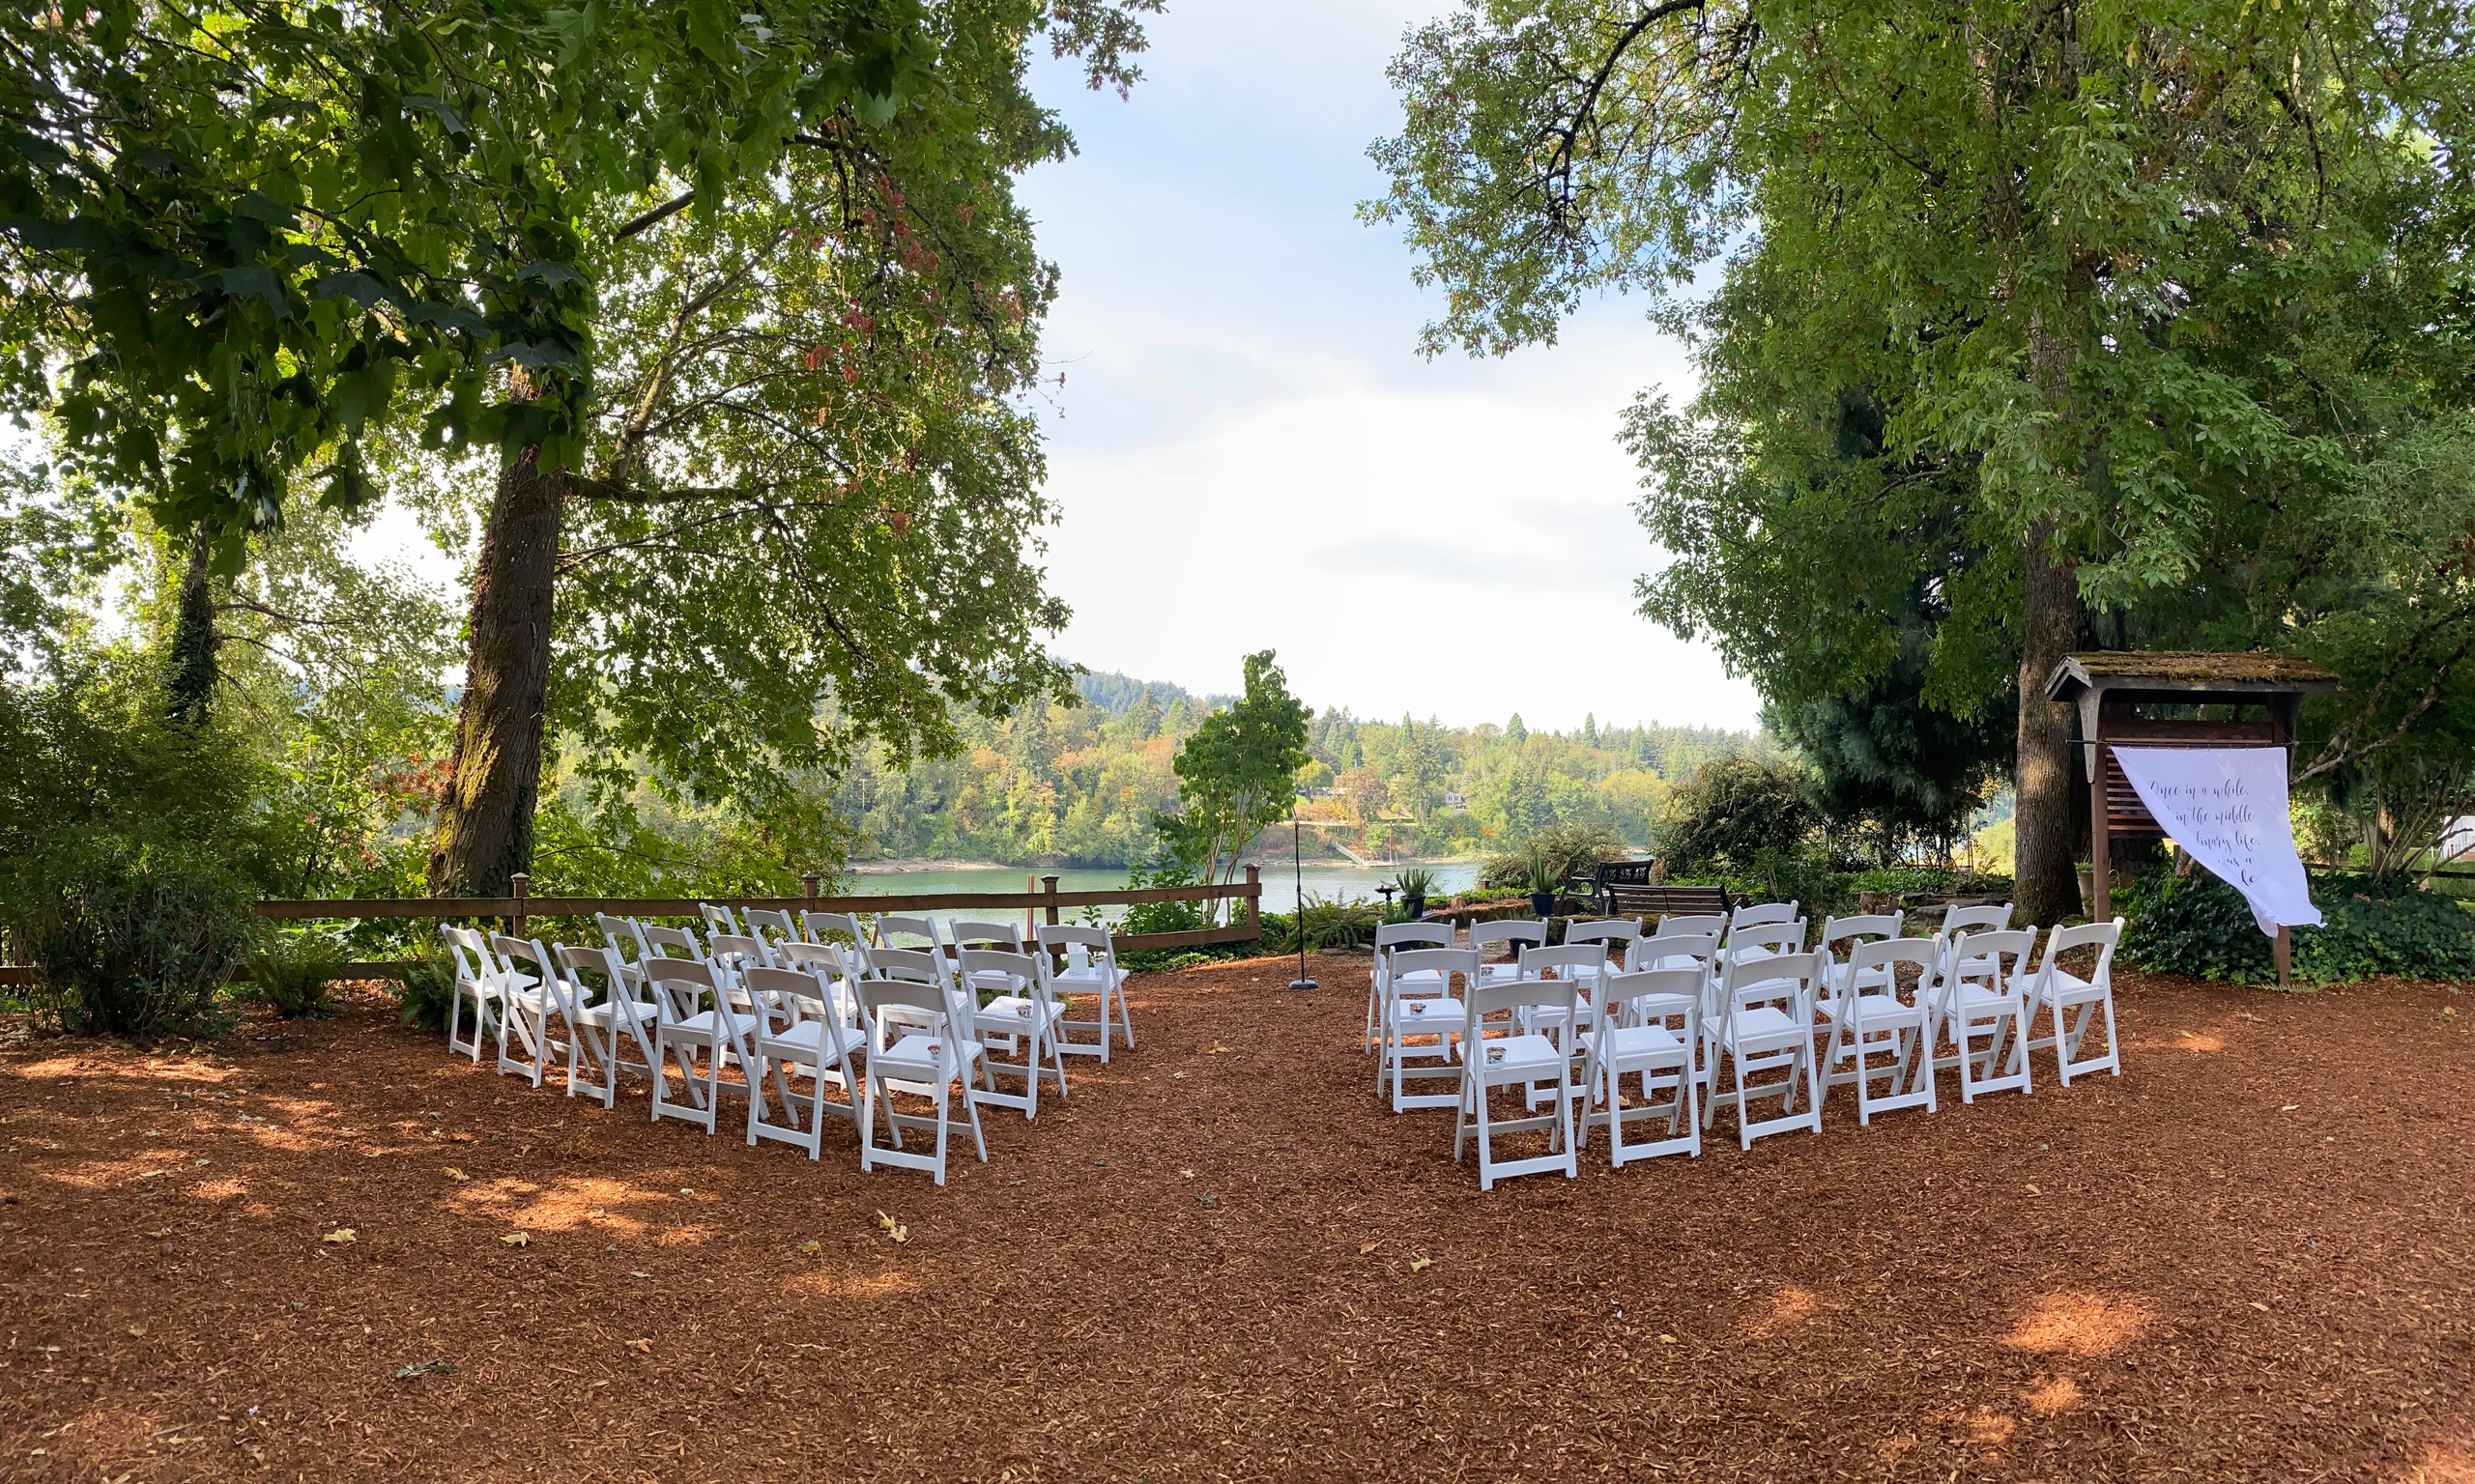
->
[1601,882,1732,921]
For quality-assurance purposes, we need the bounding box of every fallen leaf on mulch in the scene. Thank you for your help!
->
[873,1210,908,1243]
[322,1227,356,1244]
[1209,1042,1233,1054]
[501,1232,531,1248]
[393,1359,453,1381]
[797,1240,821,1254]
[626,1338,652,1354]
[2249,1300,2270,1311]
[1171,1070,1189,1080]
[126,1324,146,1337]
[441,1167,469,1182]
[1197,1192,1219,1207]
[1359,1241,1382,1256]
[1408,1255,1431,1273]
[1657,1333,1679,1344]
[2026,1184,2042,1196]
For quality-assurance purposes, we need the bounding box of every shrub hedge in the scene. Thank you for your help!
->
[2120,866,2475,985]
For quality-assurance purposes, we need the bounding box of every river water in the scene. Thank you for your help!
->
[839,861,1482,923]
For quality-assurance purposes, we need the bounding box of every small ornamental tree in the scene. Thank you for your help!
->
[1156,651,1310,923]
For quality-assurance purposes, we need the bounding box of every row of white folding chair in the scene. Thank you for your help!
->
[463,920,1010,1185]
[1700,916,2128,1147]
[867,913,1136,1063]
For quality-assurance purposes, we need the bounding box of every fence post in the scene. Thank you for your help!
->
[1245,865,1261,938]
[1043,875,1060,928]
[509,872,529,938]
[801,871,820,908]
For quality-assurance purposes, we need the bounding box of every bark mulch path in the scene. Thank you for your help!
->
[1,957,2470,1482]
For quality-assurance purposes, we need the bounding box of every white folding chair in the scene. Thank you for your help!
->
[1627,929,1720,976]
[803,909,868,949]
[1514,942,1613,1103]
[1722,920,1807,981]
[1657,912,1727,939]
[1819,938,1939,1124]
[745,962,867,1157]
[1377,946,1478,1111]
[1579,966,1703,1165]
[554,942,661,1110]
[958,948,1069,1119]
[1729,900,1801,935]
[1817,912,1906,1002]
[855,976,989,1185]
[1367,922,1453,1052]
[646,959,755,1132]
[492,934,593,1092]
[2024,918,2126,1085]
[1469,919,1548,987]
[1564,918,1642,954]
[742,906,800,955]
[1937,903,2015,991]
[1931,928,2035,1101]
[706,930,779,983]
[1037,923,1135,1061]
[700,902,744,941]
[773,938,861,1028]
[873,914,946,955]
[441,926,503,1062]
[1453,977,1580,1190]
[1704,949,1826,1148]
[642,922,707,967]
[856,947,973,1096]
[1627,929,1723,1096]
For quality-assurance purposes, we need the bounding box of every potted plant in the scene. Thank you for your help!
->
[1524,847,1561,919]
[1392,867,1437,921]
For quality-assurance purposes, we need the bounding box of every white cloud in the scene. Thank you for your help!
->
[1020,1,1761,731]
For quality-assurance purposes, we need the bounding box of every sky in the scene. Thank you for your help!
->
[1012,0,1761,732]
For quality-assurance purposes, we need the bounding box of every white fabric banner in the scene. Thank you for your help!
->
[2112,746,2322,937]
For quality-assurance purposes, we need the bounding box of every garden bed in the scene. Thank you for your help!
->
[0,962,2469,1480]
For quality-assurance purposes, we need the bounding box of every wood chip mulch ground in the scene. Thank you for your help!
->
[1,956,2471,1482]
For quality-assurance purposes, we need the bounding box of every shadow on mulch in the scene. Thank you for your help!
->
[0,958,2470,1482]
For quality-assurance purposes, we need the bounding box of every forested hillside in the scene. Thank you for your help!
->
[830,670,1765,867]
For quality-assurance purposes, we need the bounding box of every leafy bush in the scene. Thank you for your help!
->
[16,836,253,1037]
[1263,894,1383,953]
[2122,866,2475,985]
[1838,866,2016,899]
[1481,821,1627,890]
[0,661,284,1037]
[392,947,461,1033]
[1657,755,1808,875]
[244,929,350,1018]
[1119,859,1210,937]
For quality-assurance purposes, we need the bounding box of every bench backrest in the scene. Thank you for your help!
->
[1604,882,1732,920]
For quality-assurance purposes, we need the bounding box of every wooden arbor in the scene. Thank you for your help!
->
[2045,650,2338,928]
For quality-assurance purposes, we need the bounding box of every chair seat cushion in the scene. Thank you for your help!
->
[877,1033,982,1075]
[577,996,659,1025]
[765,1018,859,1059]
[1459,1032,1562,1075]
[671,1009,758,1038]
[1584,1024,1685,1059]
[1726,1005,1804,1041]
[981,995,1063,1028]
[1951,985,2020,1015]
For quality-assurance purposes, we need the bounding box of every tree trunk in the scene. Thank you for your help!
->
[2014,517,2083,923]
[430,452,564,898]
[163,525,217,726]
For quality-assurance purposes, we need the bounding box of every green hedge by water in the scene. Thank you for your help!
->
[2121,867,2475,985]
